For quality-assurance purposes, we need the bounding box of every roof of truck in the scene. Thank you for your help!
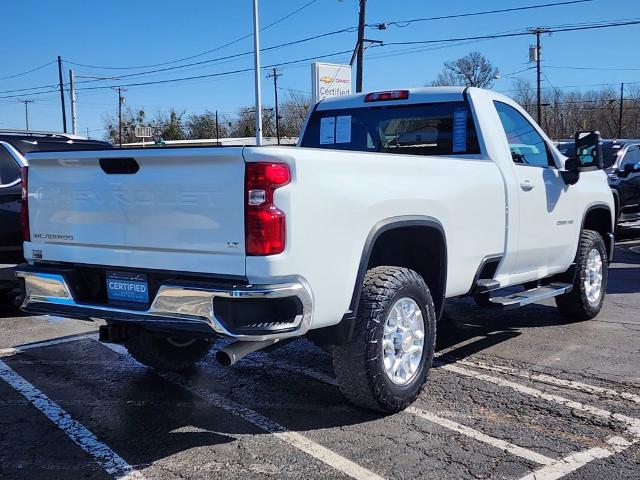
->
[316,86,474,111]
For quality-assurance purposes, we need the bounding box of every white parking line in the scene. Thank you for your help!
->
[438,362,640,437]
[98,341,385,480]
[0,358,145,480]
[518,436,635,480]
[407,407,555,465]
[448,358,640,405]
[0,334,96,357]
[245,352,558,466]
[8,333,640,480]
[249,347,640,477]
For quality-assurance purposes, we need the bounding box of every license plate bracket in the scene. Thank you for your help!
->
[106,271,149,305]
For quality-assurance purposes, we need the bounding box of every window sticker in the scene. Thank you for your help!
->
[335,115,352,144]
[452,108,468,153]
[320,117,336,144]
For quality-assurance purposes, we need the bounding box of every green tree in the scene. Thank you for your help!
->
[153,109,186,140]
[103,108,147,144]
[186,110,230,139]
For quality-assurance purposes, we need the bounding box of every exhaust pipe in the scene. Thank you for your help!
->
[216,339,279,367]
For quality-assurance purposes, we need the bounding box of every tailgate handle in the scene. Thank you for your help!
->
[99,158,140,174]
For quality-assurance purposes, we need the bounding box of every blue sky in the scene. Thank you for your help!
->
[1,0,639,138]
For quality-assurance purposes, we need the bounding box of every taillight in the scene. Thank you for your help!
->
[20,166,30,242]
[364,90,410,102]
[245,162,290,256]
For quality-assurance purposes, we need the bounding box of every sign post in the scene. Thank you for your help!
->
[135,125,152,148]
[311,63,352,104]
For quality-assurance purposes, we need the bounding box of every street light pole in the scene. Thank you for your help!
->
[252,0,263,146]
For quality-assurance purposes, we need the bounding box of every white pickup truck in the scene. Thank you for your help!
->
[18,87,614,413]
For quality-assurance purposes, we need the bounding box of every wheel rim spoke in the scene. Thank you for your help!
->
[381,297,426,386]
[584,248,604,304]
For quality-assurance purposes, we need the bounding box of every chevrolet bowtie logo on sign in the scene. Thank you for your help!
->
[312,62,352,103]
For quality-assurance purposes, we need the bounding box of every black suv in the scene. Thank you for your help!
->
[0,131,112,301]
[557,139,640,229]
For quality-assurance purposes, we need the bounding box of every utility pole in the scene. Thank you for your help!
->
[17,99,34,132]
[355,0,366,92]
[68,70,78,135]
[215,110,220,145]
[57,56,67,133]
[252,0,263,146]
[266,68,282,145]
[529,28,549,126]
[112,87,126,147]
[618,82,624,139]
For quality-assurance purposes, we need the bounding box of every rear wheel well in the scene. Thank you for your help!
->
[306,220,447,347]
[366,226,446,316]
[583,207,613,258]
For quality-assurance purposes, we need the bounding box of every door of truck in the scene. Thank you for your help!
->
[494,101,579,275]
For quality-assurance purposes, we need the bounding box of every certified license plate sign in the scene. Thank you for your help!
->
[106,272,149,304]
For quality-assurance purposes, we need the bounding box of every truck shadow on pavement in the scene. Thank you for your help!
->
[436,299,564,360]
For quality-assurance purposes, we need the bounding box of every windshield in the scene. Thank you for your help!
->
[556,141,620,169]
[301,101,480,156]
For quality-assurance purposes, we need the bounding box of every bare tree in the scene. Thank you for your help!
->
[279,91,311,137]
[431,52,499,88]
[431,69,461,88]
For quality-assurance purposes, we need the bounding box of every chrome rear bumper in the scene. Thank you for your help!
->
[16,269,313,341]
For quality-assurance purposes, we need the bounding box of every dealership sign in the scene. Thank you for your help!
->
[311,62,352,103]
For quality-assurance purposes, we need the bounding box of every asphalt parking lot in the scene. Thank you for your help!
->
[1,226,639,480]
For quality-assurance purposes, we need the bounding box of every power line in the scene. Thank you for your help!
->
[72,27,357,85]
[0,27,357,96]
[0,48,353,100]
[0,60,56,81]
[5,17,640,100]
[369,0,593,29]
[546,65,640,71]
[383,19,640,47]
[65,0,320,71]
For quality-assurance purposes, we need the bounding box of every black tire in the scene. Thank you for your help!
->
[125,329,214,372]
[332,266,437,413]
[555,229,608,321]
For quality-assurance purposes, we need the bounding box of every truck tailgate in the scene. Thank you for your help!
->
[24,148,246,276]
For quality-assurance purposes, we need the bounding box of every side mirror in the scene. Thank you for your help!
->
[574,130,603,170]
[620,161,640,177]
[561,156,580,185]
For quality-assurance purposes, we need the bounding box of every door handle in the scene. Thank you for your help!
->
[520,180,535,191]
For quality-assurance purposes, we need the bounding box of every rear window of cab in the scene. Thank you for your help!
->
[301,101,480,156]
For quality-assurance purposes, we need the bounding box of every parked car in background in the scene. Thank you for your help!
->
[557,139,640,229]
[0,131,112,303]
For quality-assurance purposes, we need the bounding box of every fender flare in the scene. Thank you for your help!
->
[307,215,447,346]
[581,203,615,262]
